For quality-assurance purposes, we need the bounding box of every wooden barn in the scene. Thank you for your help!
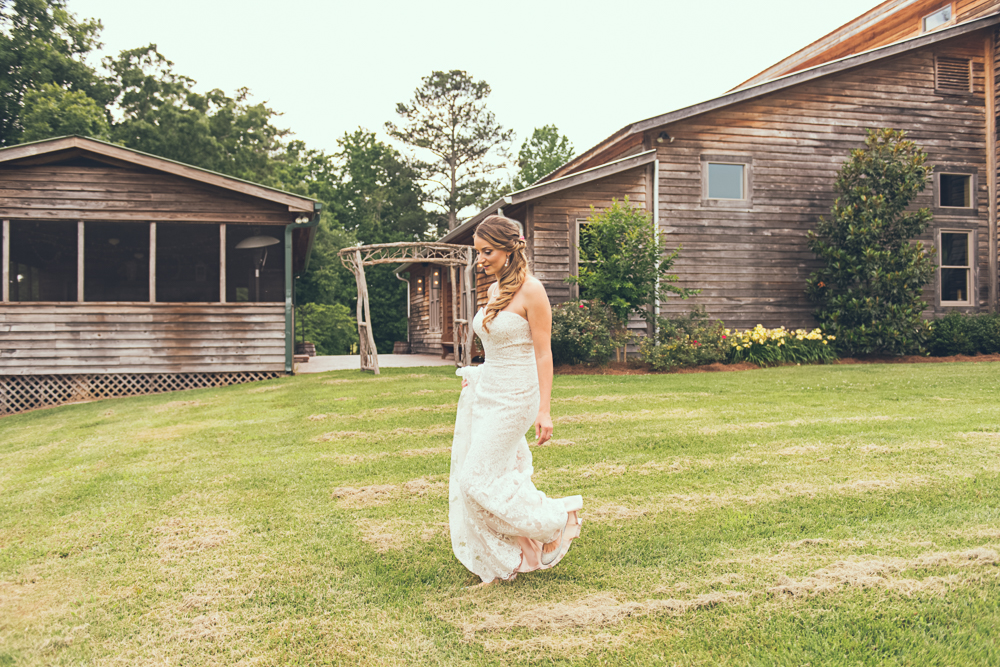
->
[398,0,1000,353]
[0,136,321,415]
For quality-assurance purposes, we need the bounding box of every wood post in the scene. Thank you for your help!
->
[987,31,998,313]
[77,221,84,302]
[149,222,156,302]
[2,219,8,302]
[353,250,379,374]
[219,224,226,303]
[450,265,460,367]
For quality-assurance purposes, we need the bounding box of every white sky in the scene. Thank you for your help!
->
[71,0,879,163]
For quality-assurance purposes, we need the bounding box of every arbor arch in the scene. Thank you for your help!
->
[339,242,476,374]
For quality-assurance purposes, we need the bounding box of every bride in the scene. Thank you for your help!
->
[450,215,583,584]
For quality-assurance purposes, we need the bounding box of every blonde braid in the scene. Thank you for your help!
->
[476,216,529,332]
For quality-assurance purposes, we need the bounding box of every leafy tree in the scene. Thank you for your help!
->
[0,0,112,145]
[806,128,936,356]
[569,197,697,325]
[105,45,289,185]
[296,302,358,356]
[512,125,574,191]
[386,70,513,231]
[21,82,109,140]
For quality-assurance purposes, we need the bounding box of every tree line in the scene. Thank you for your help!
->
[1,0,575,354]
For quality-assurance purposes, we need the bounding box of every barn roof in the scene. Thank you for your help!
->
[0,135,320,213]
[544,10,1000,183]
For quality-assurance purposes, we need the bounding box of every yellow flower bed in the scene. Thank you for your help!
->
[726,325,837,366]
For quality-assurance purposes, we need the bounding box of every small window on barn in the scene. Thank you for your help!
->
[156,223,219,302]
[939,230,973,305]
[939,173,972,208]
[226,226,284,303]
[935,56,972,94]
[701,155,752,207]
[922,5,953,33]
[7,221,78,301]
[84,222,149,302]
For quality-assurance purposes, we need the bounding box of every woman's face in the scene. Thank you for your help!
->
[474,234,508,276]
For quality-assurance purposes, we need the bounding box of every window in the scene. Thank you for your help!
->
[923,5,953,32]
[572,218,595,300]
[156,224,219,302]
[6,221,78,302]
[429,268,442,332]
[935,56,971,94]
[84,222,149,302]
[226,226,284,303]
[933,170,977,214]
[701,155,752,207]
[939,231,973,305]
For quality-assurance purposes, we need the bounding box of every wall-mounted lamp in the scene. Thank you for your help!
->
[656,131,674,144]
[431,269,440,289]
[416,276,424,296]
[294,215,310,224]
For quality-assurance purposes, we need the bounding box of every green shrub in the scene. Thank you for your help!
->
[928,312,1000,356]
[551,300,630,366]
[807,128,935,356]
[639,309,727,372]
[726,325,838,366]
[297,302,358,356]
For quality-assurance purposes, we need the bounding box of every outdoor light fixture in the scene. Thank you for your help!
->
[656,131,674,144]
[416,276,424,296]
[295,215,309,224]
[432,269,440,289]
[236,235,280,301]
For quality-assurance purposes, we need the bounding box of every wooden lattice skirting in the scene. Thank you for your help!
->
[0,371,284,416]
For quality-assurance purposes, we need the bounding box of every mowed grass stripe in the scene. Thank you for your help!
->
[0,362,998,665]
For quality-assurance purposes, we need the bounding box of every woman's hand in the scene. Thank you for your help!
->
[461,379,469,388]
[535,410,553,446]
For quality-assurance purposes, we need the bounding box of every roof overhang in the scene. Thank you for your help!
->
[547,11,1000,180]
[0,135,319,212]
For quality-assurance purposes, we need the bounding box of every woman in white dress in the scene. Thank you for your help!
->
[450,215,583,584]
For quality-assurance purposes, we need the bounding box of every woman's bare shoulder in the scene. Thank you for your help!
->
[520,275,548,300]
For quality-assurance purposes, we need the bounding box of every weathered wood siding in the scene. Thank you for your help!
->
[407,265,442,355]
[655,36,992,329]
[530,168,649,305]
[0,303,285,374]
[0,162,292,224]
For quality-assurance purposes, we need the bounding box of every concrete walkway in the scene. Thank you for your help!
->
[295,354,456,373]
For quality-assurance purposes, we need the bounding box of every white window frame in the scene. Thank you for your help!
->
[937,228,976,307]
[922,4,954,33]
[933,169,978,216]
[571,217,594,300]
[701,155,753,209]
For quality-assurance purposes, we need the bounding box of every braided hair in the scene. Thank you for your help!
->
[475,215,528,332]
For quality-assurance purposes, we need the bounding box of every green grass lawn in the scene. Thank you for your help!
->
[2,362,999,666]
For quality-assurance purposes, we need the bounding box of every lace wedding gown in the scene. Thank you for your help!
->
[450,307,582,582]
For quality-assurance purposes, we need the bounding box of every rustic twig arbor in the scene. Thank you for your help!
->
[339,242,476,374]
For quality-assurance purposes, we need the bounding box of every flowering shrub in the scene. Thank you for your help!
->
[726,325,838,366]
[551,300,630,366]
[639,309,727,371]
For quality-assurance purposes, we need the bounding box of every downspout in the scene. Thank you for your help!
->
[286,202,323,374]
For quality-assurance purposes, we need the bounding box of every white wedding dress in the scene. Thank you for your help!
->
[450,307,582,582]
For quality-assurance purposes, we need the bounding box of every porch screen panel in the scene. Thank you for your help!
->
[156,223,220,302]
[84,222,149,301]
[226,226,285,303]
[8,220,78,301]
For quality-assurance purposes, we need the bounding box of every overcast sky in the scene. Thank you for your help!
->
[71,0,879,162]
